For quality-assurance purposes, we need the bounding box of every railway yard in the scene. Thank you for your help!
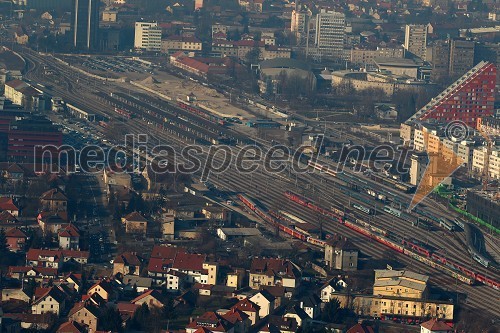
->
[19,48,500,321]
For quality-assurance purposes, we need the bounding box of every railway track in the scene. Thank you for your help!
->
[18,49,500,318]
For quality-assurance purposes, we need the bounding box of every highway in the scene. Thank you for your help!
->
[18,49,500,319]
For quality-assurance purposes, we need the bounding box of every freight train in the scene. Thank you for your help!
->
[282,190,499,291]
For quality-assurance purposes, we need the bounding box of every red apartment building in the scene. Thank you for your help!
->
[410,61,497,129]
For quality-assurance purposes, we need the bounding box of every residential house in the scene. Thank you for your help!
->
[231,298,260,325]
[249,258,300,289]
[0,211,19,226]
[227,269,245,289]
[26,249,63,269]
[117,302,140,323]
[131,289,166,308]
[40,188,67,211]
[324,238,358,271]
[122,211,148,235]
[68,302,100,332]
[0,197,19,216]
[260,286,289,308]
[186,311,235,333]
[61,250,89,265]
[320,278,347,303]
[220,308,251,333]
[283,305,309,328]
[249,290,276,319]
[262,316,298,333]
[122,275,152,293]
[58,224,80,250]
[37,211,69,234]
[5,228,27,252]
[65,273,83,293]
[87,280,115,302]
[113,252,143,276]
[1,288,31,302]
[420,319,452,333]
[56,321,86,333]
[346,323,375,333]
[166,270,188,291]
[8,266,58,281]
[31,286,67,316]
[299,295,321,319]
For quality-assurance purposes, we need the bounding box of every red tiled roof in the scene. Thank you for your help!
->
[5,79,27,90]
[0,211,18,224]
[187,311,233,332]
[41,188,67,201]
[250,258,297,278]
[221,308,249,323]
[114,252,142,266]
[58,224,80,238]
[151,245,186,259]
[177,57,210,74]
[420,319,452,331]
[0,197,19,211]
[346,324,375,333]
[56,321,86,333]
[231,298,260,313]
[173,252,206,271]
[131,289,165,305]
[117,302,140,314]
[9,266,58,276]
[148,257,173,273]
[27,248,62,261]
[5,227,26,238]
[123,211,147,222]
[62,250,89,259]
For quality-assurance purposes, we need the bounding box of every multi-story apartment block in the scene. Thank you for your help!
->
[404,24,428,60]
[473,146,500,180]
[409,61,496,129]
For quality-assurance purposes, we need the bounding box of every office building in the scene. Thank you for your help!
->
[373,270,429,299]
[72,0,100,50]
[449,39,475,80]
[404,24,427,60]
[315,10,345,58]
[409,61,496,129]
[134,22,162,52]
[430,40,450,82]
[291,9,308,40]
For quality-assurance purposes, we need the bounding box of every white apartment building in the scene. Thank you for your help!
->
[404,24,427,60]
[472,146,500,180]
[134,21,162,52]
[315,9,345,58]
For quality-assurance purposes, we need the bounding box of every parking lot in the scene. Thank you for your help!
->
[62,55,156,77]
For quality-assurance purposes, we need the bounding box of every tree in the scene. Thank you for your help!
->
[321,299,341,323]
[131,303,150,330]
[245,47,261,65]
[99,307,123,332]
